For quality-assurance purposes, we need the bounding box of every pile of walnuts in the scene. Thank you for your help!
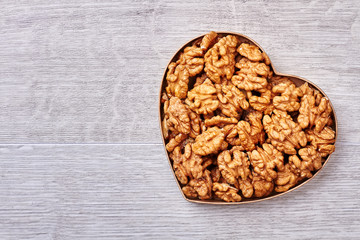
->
[161,32,336,202]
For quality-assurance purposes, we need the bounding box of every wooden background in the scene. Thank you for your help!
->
[0,0,359,239]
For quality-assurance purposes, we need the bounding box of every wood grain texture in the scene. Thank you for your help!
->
[0,0,359,239]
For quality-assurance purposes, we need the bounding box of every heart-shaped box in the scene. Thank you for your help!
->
[159,32,337,204]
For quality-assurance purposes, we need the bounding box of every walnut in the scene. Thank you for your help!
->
[237,43,267,62]
[306,127,336,157]
[247,87,275,115]
[217,150,246,185]
[226,110,265,151]
[163,97,201,139]
[182,185,198,198]
[272,80,303,112]
[179,32,218,72]
[299,81,313,95]
[166,63,190,99]
[164,97,191,135]
[275,163,302,193]
[245,110,265,140]
[231,72,268,91]
[298,83,333,132]
[192,127,227,156]
[263,110,307,155]
[204,116,238,128]
[249,144,284,182]
[166,133,188,152]
[178,46,205,76]
[216,83,249,118]
[275,147,322,192]
[298,147,323,172]
[252,173,274,198]
[239,179,254,198]
[188,169,213,200]
[200,31,218,51]
[217,149,254,198]
[226,121,252,147]
[170,144,204,184]
[213,182,242,202]
[232,47,270,92]
[236,57,272,78]
[299,81,323,104]
[204,35,238,83]
[185,79,219,115]
[166,32,218,99]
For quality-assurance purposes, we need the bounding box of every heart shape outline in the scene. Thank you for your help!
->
[159,32,338,204]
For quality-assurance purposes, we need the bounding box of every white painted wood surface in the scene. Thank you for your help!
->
[0,0,359,239]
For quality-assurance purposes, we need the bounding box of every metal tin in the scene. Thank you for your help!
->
[158,32,338,204]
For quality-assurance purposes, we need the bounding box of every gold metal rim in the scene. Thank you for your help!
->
[158,31,338,205]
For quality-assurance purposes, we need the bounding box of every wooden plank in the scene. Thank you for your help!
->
[0,144,358,239]
[0,0,359,239]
